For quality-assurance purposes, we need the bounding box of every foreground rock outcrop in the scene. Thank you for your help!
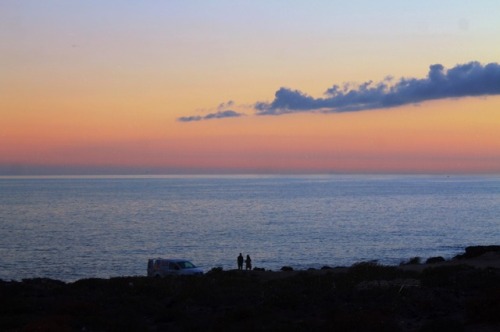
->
[1,246,499,331]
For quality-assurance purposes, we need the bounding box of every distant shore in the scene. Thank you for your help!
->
[1,245,499,331]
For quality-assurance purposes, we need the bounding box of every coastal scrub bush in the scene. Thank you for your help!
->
[348,262,411,281]
[419,318,465,332]
[420,265,472,288]
[326,307,400,332]
[453,267,500,290]
[465,287,500,323]
[331,262,418,291]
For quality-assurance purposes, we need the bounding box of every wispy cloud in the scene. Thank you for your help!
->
[178,110,244,122]
[255,61,500,115]
[177,101,245,122]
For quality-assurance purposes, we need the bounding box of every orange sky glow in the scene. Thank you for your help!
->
[1,1,499,175]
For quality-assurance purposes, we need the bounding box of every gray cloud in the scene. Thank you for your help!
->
[217,100,234,111]
[178,110,244,122]
[255,61,500,115]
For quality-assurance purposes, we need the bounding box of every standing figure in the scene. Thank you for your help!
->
[245,255,252,270]
[237,253,244,270]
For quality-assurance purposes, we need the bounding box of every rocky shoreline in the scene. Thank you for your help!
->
[1,246,499,331]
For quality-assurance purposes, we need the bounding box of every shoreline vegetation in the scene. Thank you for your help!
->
[1,246,499,331]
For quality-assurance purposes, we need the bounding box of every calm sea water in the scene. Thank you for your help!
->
[1,175,499,281]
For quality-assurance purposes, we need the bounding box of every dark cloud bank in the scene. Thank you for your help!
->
[256,61,500,115]
[178,61,500,121]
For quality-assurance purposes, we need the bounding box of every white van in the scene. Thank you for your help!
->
[147,258,204,277]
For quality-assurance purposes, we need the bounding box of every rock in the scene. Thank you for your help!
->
[426,256,446,264]
[454,246,500,259]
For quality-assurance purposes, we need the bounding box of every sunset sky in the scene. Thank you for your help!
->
[1,1,500,175]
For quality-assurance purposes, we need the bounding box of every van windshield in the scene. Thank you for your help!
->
[177,261,196,269]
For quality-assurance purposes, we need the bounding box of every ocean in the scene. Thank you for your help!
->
[1,174,499,281]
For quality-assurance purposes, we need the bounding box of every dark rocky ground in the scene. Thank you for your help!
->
[1,246,500,332]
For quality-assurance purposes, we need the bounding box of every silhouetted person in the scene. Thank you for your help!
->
[237,253,244,270]
[245,255,252,270]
